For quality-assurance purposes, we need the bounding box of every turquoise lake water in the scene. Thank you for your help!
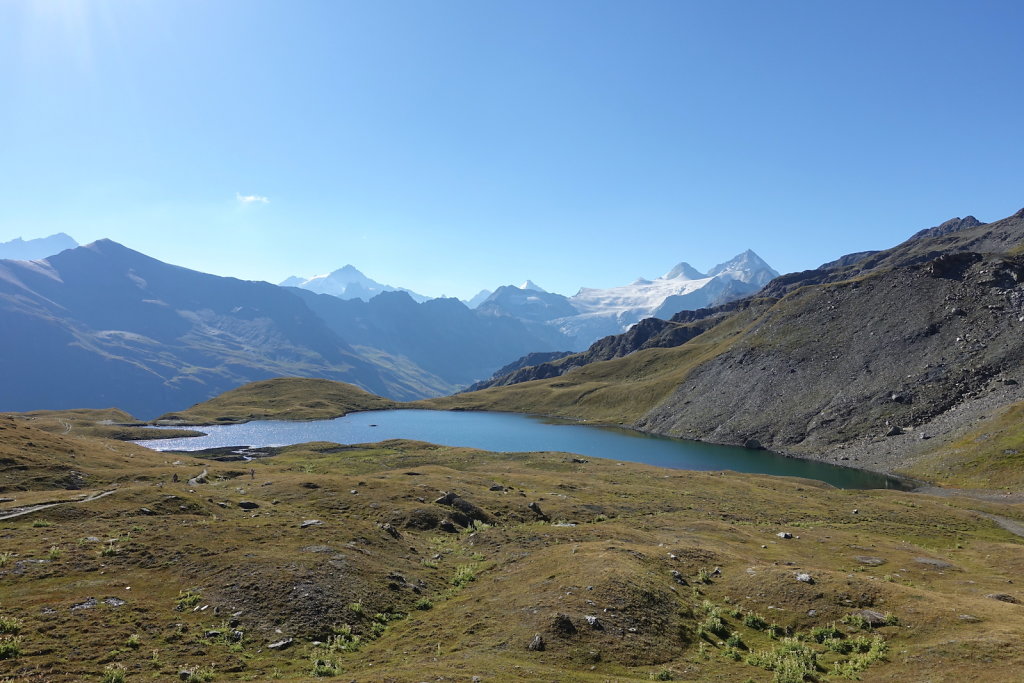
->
[138,409,907,490]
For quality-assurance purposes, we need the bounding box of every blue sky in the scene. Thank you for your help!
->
[1,1,1022,299]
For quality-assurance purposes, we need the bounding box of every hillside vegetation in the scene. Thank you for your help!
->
[2,417,1024,681]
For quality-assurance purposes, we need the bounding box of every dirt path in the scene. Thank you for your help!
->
[973,512,1024,539]
[911,485,1024,504]
[0,489,117,521]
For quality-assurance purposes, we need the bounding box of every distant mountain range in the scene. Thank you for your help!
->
[281,251,778,349]
[0,242,571,416]
[0,237,778,415]
[0,233,78,260]
[477,250,778,348]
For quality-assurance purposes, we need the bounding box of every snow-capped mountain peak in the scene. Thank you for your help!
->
[518,280,547,293]
[281,265,430,302]
[662,261,705,280]
[706,249,778,285]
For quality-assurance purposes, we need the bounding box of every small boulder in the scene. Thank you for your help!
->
[914,557,954,569]
[796,573,814,584]
[986,593,1019,604]
[527,634,545,651]
[550,612,576,636]
[268,637,293,650]
[379,522,402,539]
[528,501,550,521]
[777,532,793,539]
[237,501,259,510]
[585,615,603,630]
[856,609,887,627]
[300,520,323,529]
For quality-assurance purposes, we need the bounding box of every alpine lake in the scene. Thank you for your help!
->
[140,409,909,490]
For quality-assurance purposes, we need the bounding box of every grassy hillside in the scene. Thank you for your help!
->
[2,420,1024,681]
[156,377,399,425]
[906,400,1024,490]
[418,303,766,425]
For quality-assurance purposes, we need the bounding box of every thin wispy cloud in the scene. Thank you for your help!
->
[236,193,269,204]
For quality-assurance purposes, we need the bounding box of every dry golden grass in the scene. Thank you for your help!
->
[2,416,1023,681]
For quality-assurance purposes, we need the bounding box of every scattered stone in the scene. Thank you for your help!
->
[854,556,886,566]
[711,567,722,576]
[230,630,244,642]
[670,570,688,585]
[216,502,229,508]
[585,615,603,630]
[796,573,814,584]
[82,536,101,543]
[104,597,126,607]
[919,433,931,440]
[178,670,194,681]
[958,614,982,623]
[777,532,793,539]
[299,482,320,489]
[350,490,358,495]
[205,630,223,638]
[237,501,259,510]
[528,502,550,521]
[439,520,459,533]
[71,597,97,611]
[986,593,1020,604]
[570,457,589,463]
[301,545,332,553]
[914,557,954,569]
[187,469,208,486]
[527,634,545,651]
[268,637,293,650]
[884,425,903,437]
[856,609,888,627]
[807,609,818,617]
[489,485,506,491]
[138,507,157,515]
[300,520,323,529]
[852,509,859,515]
[550,612,576,636]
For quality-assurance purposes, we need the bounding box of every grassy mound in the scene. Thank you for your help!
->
[155,377,398,425]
